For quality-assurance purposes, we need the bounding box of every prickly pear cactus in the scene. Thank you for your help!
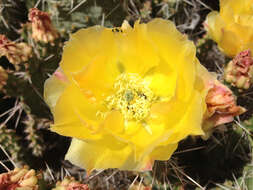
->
[0,1,253,190]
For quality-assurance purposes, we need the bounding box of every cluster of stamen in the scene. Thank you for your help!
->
[105,74,156,122]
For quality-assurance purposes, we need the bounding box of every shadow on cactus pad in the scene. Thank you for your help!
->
[153,129,251,189]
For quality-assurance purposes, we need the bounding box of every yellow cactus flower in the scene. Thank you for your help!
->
[204,0,253,57]
[44,19,213,172]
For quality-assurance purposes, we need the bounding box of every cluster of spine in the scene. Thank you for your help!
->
[0,126,22,164]
[23,113,45,157]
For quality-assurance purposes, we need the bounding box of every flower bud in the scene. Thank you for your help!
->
[0,166,39,190]
[0,35,32,65]
[225,50,253,89]
[202,81,246,139]
[53,177,89,190]
[28,8,59,44]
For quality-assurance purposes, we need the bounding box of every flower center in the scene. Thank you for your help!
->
[105,73,156,122]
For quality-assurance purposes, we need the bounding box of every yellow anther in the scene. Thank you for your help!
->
[105,73,156,122]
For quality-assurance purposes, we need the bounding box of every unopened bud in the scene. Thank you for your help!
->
[225,50,253,89]
[0,35,32,65]
[0,166,39,190]
[28,8,59,44]
[53,177,89,190]
[203,81,246,139]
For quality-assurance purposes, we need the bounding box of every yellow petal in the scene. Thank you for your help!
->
[167,91,205,144]
[221,0,253,15]
[146,19,197,101]
[61,26,116,77]
[51,83,104,140]
[205,11,224,42]
[220,0,236,21]
[145,69,177,99]
[123,121,141,136]
[150,99,186,128]
[146,18,185,68]
[126,123,178,165]
[44,70,67,112]
[73,55,119,101]
[149,63,212,143]
[102,110,125,134]
[175,43,197,101]
[65,137,136,171]
[229,23,253,54]
[149,143,178,161]
[116,22,159,75]
[219,29,241,57]
[150,91,204,147]
[127,122,166,149]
